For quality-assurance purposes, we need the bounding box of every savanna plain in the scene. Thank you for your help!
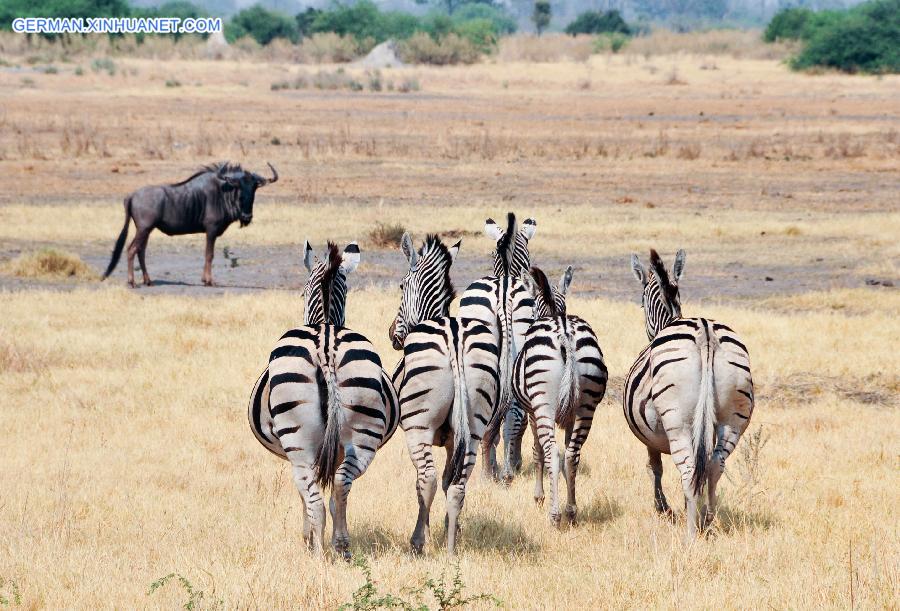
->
[0,36,898,608]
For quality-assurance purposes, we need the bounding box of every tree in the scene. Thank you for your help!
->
[224,4,298,45]
[564,10,631,35]
[532,0,551,35]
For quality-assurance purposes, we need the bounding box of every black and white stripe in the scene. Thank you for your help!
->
[459,213,538,481]
[390,233,500,555]
[247,241,399,558]
[624,249,753,538]
[512,266,607,525]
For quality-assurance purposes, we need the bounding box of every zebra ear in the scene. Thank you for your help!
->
[448,240,461,262]
[521,270,536,297]
[341,242,360,274]
[559,266,574,295]
[303,240,315,272]
[631,253,646,286]
[521,218,537,240]
[400,232,417,267]
[484,218,504,241]
[673,249,686,283]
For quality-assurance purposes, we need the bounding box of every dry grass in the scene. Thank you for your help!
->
[497,34,594,63]
[0,286,897,608]
[2,248,96,281]
[626,29,795,59]
[1,46,899,609]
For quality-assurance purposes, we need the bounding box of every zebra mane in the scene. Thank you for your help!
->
[320,242,342,325]
[530,266,562,317]
[421,234,457,313]
[496,212,517,276]
[649,249,679,305]
[169,161,244,186]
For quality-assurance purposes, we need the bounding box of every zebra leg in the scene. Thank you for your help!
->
[501,402,526,483]
[331,446,375,560]
[409,438,438,555]
[563,406,592,524]
[480,436,499,482]
[291,463,326,554]
[533,409,561,526]
[671,433,701,540]
[647,449,672,516]
[445,441,476,556]
[704,423,741,528]
[529,411,545,506]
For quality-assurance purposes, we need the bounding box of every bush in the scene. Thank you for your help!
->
[763,7,813,42]
[783,0,900,74]
[309,0,420,45]
[592,32,629,54]
[565,10,631,36]
[299,32,360,63]
[453,4,517,35]
[225,4,298,45]
[400,32,480,65]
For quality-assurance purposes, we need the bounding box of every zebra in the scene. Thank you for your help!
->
[512,266,607,526]
[458,213,537,481]
[624,249,754,539]
[248,241,399,558]
[389,233,500,555]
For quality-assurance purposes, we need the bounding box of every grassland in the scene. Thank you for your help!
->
[0,37,898,609]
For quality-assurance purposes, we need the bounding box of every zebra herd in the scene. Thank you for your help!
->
[246,213,755,557]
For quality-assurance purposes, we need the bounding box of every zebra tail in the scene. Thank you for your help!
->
[691,322,719,496]
[449,346,470,484]
[556,319,580,426]
[315,365,344,489]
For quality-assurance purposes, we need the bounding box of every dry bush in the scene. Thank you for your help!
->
[677,142,702,159]
[665,68,687,85]
[400,33,481,65]
[3,248,96,280]
[368,222,406,247]
[825,133,866,159]
[299,33,361,64]
[626,29,793,59]
[498,34,593,62]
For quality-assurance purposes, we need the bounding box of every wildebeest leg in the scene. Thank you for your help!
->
[137,232,152,286]
[126,227,151,288]
[202,233,216,286]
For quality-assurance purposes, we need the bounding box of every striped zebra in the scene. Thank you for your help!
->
[389,233,500,555]
[248,241,399,558]
[624,249,754,538]
[512,266,607,525]
[458,213,537,481]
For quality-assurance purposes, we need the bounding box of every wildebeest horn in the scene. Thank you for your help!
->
[258,162,278,186]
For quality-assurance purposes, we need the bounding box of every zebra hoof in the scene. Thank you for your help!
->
[565,505,578,523]
[410,541,425,556]
[550,513,562,529]
[534,495,545,507]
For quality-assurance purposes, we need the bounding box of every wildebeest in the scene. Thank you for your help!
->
[101,161,278,287]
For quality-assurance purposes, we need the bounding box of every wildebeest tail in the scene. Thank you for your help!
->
[316,363,344,489]
[102,195,132,280]
[691,320,719,496]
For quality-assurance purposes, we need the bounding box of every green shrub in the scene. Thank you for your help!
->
[764,7,813,42]
[780,0,900,74]
[565,10,631,36]
[593,32,629,53]
[225,4,298,45]
[791,0,900,73]
[453,3,517,35]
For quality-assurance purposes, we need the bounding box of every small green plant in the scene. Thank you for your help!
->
[148,573,222,610]
[397,77,420,93]
[42,65,59,74]
[367,69,383,92]
[0,577,22,606]
[20,77,35,88]
[74,66,84,76]
[223,246,240,267]
[165,79,182,88]
[91,57,117,76]
[340,558,500,610]
[593,32,629,54]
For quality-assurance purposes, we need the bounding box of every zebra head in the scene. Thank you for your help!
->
[302,240,360,326]
[389,232,460,350]
[484,213,537,277]
[523,265,572,319]
[630,248,685,340]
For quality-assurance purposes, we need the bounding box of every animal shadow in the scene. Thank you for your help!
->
[711,503,775,534]
[452,514,541,557]
[349,522,410,558]
[574,496,623,526]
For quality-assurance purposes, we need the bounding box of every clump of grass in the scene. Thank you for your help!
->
[74,66,84,76]
[20,77,35,88]
[665,69,687,85]
[340,557,500,610]
[148,573,222,610]
[726,424,770,508]
[677,143,702,160]
[165,79,181,88]
[368,222,406,248]
[90,57,116,76]
[4,248,96,280]
[396,77,420,93]
[42,65,58,74]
